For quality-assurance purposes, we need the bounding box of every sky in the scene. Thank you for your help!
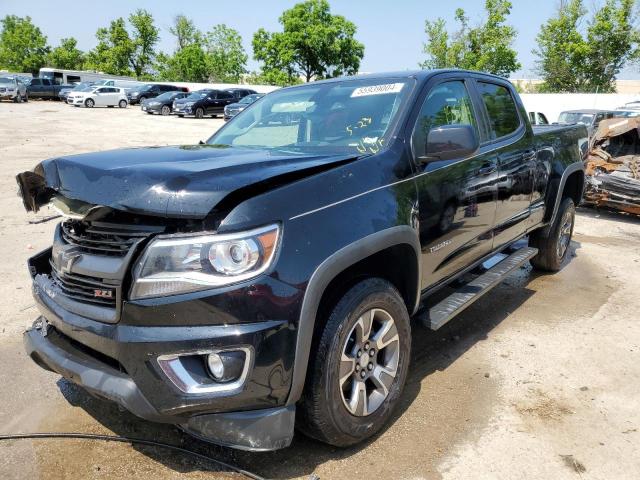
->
[1,0,638,79]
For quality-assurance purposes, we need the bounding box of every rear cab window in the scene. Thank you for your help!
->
[476,81,521,140]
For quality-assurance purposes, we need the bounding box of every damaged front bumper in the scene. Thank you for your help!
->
[24,308,296,451]
[23,240,299,451]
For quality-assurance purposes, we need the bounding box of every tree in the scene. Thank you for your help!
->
[86,18,134,75]
[156,44,209,82]
[205,24,247,83]
[252,0,364,83]
[0,15,49,74]
[420,0,521,77]
[47,37,85,70]
[85,11,158,78]
[170,15,200,50]
[534,0,639,93]
[128,9,160,78]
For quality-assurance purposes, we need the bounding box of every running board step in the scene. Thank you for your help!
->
[425,247,538,331]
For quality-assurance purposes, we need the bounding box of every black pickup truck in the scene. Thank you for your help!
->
[16,70,587,452]
[26,78,73,100]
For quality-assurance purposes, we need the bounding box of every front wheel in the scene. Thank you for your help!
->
[161,105,170,116]
[14,94,22,103]
[85,98,95,108]
[529,197,575,272]
[298,278,411,447]
[195,107,204,119]
[119,100,127,108]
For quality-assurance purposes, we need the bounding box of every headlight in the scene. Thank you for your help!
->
[130,224,279,299]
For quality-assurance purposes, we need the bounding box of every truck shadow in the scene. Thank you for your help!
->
[58,242,581,479]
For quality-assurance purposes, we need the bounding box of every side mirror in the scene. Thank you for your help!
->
[423,124,479,163]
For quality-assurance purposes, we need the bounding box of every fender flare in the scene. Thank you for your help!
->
[547,161,584,226]
[286,225,421,405]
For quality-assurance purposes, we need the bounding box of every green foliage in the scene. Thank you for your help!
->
[85,18,134,76]
[47,37,85,70]
[420,0,521,77]
[128,9,160,78]
[0,15,49,74]
[252,0,364,83]
[158,19,248,83]
[535,0,639,93]
[169,15,201,50]
[156,44,209,82]
[85,10,158,78]
[205,24,248,83]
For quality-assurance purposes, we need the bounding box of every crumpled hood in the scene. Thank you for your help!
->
[16,145,357,219]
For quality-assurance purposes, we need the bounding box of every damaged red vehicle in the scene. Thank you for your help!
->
[584,116,640,215]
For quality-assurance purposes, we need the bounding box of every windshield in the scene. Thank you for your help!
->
[207,79,413,155]
[558,112,595,125]
[239,94,262,104]
[155,91,179,101]
[130,85,151,93]
[186,91,211,100]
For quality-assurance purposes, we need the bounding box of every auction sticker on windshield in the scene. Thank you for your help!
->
[351,83,404,97]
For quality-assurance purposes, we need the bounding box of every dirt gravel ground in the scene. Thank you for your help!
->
[1,101,639,480]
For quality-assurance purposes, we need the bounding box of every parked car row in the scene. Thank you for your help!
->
[168,88,259,118]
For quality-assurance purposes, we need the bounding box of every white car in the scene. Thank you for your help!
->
[67,86,128,108]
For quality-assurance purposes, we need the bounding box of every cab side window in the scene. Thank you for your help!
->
[477,82,520,140]
[412,80,478,160]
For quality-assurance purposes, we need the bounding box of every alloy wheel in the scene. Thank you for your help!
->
[339,308,400,417]
[557,209,573,259]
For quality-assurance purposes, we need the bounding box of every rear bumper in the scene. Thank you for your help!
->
[24,319,296,451]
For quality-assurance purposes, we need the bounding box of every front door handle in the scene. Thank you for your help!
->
[478,165,497,176]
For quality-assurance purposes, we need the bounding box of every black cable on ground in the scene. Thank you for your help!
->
[0,432,267,480]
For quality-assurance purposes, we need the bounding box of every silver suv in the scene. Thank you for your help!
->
[0,77,27,102]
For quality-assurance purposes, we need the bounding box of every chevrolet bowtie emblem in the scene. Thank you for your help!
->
[58,248,81,274]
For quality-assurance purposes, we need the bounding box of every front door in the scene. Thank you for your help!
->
[412,78,498,287]
[474,81,535,249]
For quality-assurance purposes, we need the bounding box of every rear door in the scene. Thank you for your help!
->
[411,75,499,287]
[216,91,235,113]
[474,80,535,250]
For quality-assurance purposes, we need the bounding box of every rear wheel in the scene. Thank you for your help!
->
[195,107,204,119]
[161,105,171,116]
[119,99,127,108]
[298,278,411,447]
[85,98,95,108]
[529,197,575,272]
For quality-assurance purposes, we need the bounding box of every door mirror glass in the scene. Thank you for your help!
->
[424,124,479,162]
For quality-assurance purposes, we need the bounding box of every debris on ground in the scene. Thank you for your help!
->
[584,117,640,215]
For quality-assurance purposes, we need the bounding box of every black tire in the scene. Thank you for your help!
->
[529,197,575,272]
[138,96,146,104]
[85,98,94,108]
[161,105,171,116]
[298,278,411,447]
[23,94,28,102]
[195,107,204,119]
[14,93,22,103]
[119,100,127,108]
